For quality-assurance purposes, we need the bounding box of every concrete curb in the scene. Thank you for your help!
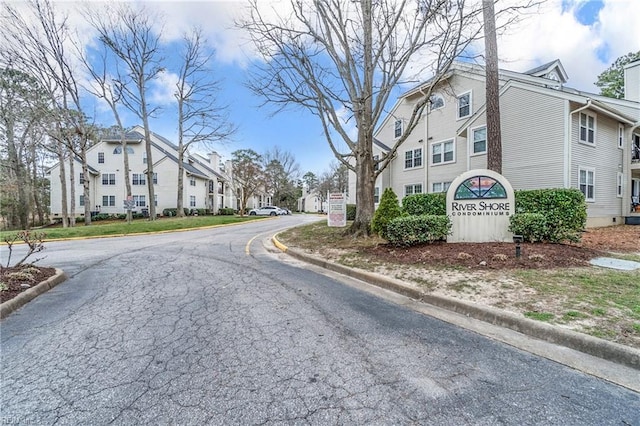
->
[271,235,640,371]
[1,269,67,319]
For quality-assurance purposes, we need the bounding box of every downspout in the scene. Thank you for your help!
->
[566,99,593,188]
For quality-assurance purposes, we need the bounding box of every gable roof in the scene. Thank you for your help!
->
[523,59,568,84]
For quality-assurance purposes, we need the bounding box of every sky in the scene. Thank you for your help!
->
[25,0,640,176]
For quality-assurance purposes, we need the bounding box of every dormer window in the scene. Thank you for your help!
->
[457,91,471,119]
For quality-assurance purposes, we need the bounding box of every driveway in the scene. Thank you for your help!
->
[1,216,639,424]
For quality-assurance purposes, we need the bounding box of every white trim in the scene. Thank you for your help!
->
[616,172,623,198]
[578,166,596,202]
[469,125,487,156]
[618,124,624,149]
[404,183,423,196]
[456,90,472,120]
[430,139,455,166]
[578,111,596,146]
[403,147,423,170]
[563,100,571,188]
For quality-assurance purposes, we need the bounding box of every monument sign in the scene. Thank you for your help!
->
[446,169,515,242]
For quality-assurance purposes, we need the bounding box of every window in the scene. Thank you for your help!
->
[153,173,158,184]
[113,146,134,154]
[143,154,148,164]
[579,112,595,144]
[101,173,115,185]
[404,148,423,169]
[405,184,423,196]
[132,173,146,185]
[102,195,115,207]
[578,167,595,202]
[472,127,487,154]
[432,140,454,164]
[98,152,104,164]
[618,124,624,149]
[190,177,196,186]
[154,194,158,207]
[394,119,403,138]
[79,195,85,207]
[133,195,146,207]
[373,154,379,171]
[79,172,84,185]
[429,94,444,111]
[457,92,471,119]
[432,182,451,193]
[190,195,196,207]
[374,187,380,204]
[617,172,623,198]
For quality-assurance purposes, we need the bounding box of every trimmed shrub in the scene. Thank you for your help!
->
[386,215,451,246]
[162,208,190,217]
[371,188,402,239]
[514,188,586,242]
[92,213,111,221]
[509,213,548,242]
[402,193,446,216]
[346,204,357,221]
[218,208,235,215]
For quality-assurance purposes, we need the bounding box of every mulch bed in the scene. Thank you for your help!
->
[0,266,57,304]
[362,241,604,270]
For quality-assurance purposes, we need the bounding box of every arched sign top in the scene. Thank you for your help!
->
[454,175,507,200]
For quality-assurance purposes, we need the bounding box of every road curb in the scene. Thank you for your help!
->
[271,235,640,371]
[1,268,67,319]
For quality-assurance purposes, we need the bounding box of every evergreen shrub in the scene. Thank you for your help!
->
[346,204,357,221]
[508,213,548,242]
[402,193,446,216]
[371,188,402,239]
[218,208,235,215]
[386,215,451,246]
[514,188,586,242]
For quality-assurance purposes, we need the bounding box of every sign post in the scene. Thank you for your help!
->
[327,192,347,227]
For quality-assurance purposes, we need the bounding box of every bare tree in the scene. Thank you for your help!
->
[86,4,165,219]
[483,0,502,174]
[1,0,93,226]
[78,40,134,223]
[174,28,236,217]
[230,149,264,216]
[240,0,483,236]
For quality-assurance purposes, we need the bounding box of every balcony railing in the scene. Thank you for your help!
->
[633,145,640,163]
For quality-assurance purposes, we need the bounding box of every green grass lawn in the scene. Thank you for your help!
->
[1,215,266,241]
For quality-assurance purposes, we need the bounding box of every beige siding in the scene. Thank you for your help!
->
[500,87,566,189]
[571,112,624,219]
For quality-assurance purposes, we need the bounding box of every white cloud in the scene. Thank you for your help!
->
[150,70,179,106]
[496,0,640,92]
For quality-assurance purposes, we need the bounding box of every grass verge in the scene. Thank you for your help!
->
[278,221,640,349]
[1,215,265,241]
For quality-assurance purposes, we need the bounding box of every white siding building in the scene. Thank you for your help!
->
[47,126,243,218]
[352,59,640,227]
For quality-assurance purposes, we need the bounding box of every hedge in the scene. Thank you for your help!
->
[508,213,548,242]
[386,215,451,246]
[218,208,235,215]
[514,188,586,242]
[402,193,446,216]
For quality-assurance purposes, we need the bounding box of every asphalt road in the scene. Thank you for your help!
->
[1,215,639,425]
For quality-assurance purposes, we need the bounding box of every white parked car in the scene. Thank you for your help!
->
[248,206,284,216]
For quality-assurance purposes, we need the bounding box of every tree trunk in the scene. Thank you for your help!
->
[349,147,375,236]
[68,155,76,227]
[483,0,502,174]
[141,117,156,220]
[30,143,45,226]
[57,145,69,228]
[176,107,185,217]
[82,146,91,225]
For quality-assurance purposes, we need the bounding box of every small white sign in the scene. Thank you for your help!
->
[327,193,347,227]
